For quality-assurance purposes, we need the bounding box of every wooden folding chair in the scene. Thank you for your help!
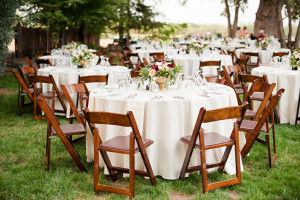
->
[227,50,239,64]
[35,58,53,69]
[142,57,149,66]
[236,55,249,74]
[240,89,285,167]
[61,83,89,126]
[25,56,34,67]
[36,94,87,172]
[29,75,67,121]
[116,52,131,68]
[84,108,156,198]
[126,53,142,70]
[242,52,260,74]
[79,75,109,85]
[199,60,221,78]
[272,52,289,58]
[224,64,244,89]
[149,52,164,62]
[204,77,225,84]
[221,66,245,105]
[12,69,34,116]
[295,89,300,125]
[17,66,37,88]
[179,104,248,193]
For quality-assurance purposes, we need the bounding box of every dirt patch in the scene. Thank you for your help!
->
[228,190,240,200]
[169,191,195,200]
[0,88,14,95]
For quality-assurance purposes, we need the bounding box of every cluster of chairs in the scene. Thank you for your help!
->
[12,52,291,199]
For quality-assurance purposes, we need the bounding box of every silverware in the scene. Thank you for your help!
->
[173,96,185,100]
[150,95,162,100]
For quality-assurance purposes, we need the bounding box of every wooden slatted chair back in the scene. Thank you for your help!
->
[12,69,34,101]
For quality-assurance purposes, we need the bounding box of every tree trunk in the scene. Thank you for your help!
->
[285,0,292,49]
[224,0,232,37]
[232,0,241,38]
[277,1,287,48]
[254,0,284,38]
[295,20,300,49]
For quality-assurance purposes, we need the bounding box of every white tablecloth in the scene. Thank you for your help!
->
[252,66,300,125]
[37,66,130,117]
[133,49,179,63]
[39,55,99,68]
[236,48,290,64]
[168,54,233,79]
[86,83,244,179]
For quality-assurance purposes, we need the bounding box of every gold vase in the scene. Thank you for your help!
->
[155,77,168,91]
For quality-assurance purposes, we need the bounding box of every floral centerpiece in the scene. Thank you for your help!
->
[64,41,79,50]
[72,50,96,68]
[138,58,182,90]
[188,42,207,54]
[290,49,300,70]
[256,38,271,50]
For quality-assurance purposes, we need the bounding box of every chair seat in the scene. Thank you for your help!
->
[235,88,244,95]
[234,83,243,88]
[181,132,234,150]
[245,109,256,117]
[42,91,58,99]
[22,87,42,95]
[51,123,86,136]
[239,119,273,133]
[99,135,153,154]
[251,92,264,101]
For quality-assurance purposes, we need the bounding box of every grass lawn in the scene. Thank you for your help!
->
[0,72,300,200]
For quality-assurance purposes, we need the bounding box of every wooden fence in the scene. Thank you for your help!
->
[15,24,100,57]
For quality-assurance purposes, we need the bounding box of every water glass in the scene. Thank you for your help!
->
[150,81,159,92]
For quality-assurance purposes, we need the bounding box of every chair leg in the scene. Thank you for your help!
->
[19,95,25,116]
[273,108,280,123]
[266,134,273,168]
[179,142,195,180]
[46,122,51,171]
[129,133,135,198]
[200,147,208,194]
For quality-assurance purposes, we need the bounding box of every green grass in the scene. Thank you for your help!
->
[0,73,300,200]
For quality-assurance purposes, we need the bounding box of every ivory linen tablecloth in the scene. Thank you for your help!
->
[133,49,179,63]
[235,48,290,64]
[252,66,300,125]
[168,54,233,79]
[37,66,130,117]
[86,83,245,179]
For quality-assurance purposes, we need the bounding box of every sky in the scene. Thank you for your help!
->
[144,0,260,26]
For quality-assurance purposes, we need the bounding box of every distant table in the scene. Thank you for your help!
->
[252,66,300,124]
[86,83,244,179]
[235,48,290,64]
[37,66,130,117]
[169,54,232,78]
[133,49,179,62]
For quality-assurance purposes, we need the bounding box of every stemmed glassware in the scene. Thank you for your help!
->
[100,56,106,66]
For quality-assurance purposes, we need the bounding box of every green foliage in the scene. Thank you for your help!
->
[0,74,300,199]
[0,0,18,73]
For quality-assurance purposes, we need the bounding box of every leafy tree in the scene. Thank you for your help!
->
[0,0,18,72]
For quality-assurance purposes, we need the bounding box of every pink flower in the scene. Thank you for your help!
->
[149,69,157,76]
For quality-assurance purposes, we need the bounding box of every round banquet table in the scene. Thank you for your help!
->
[37,66,130,117]
[235,48,290,64]
[252,66,300,125]
[39,54,99,68]
[133,49,179,63]
[168,54,233,79]
[86,83,245,179]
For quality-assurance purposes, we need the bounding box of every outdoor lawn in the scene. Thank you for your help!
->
[1,72,299,200]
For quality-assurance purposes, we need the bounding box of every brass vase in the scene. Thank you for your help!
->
[155,77,168,91]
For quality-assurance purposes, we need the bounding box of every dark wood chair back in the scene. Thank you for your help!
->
[61,83,89,125]
[25,56,33,67]
[149,52,164,61]
[12,69,34,102]
[272,52,289,57]
[35,58,52,69]
[142,57,149,65]
[17,66,37,88]
[204,77,225,84]
[79,74,109,85]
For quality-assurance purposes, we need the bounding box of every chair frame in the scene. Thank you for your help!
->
[12,69,34,116]
[36,94,87,172]
[240,89,285,167]
[179,104,247,193]
[199,60,221,78]
[79,75,109,85]
[35,58,52,69]
[84,108,156,198]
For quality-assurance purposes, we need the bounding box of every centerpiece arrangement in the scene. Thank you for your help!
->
[64,41,79,50]
[290,49,300,70]
[72,50,96,68]
[255,38,271,50]
[188,42,207,54]
[138,58,182,90]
